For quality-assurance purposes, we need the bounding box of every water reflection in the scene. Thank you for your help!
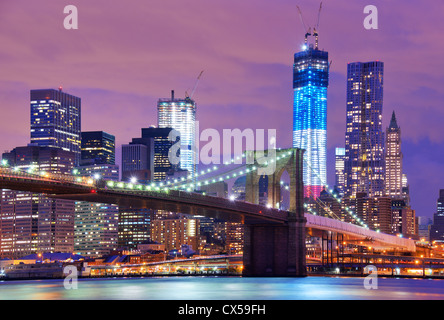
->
[1,277,444,300]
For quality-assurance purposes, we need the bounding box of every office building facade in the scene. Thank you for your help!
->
[151,216,200,253]
[0,146,76,259]
[121,142,153,182]
[344,61,385,198]
[158,91,196,177]
[118,208,155,250]
[141,127,179,182]
[74,145,120,257]
[30,88,81,166]
[431,189,444,242]
[81,131,115,166]
[335,147,346,198]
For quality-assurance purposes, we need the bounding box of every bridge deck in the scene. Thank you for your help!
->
[0,168,417,251]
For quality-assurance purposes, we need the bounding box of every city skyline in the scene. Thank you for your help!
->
[0,0,443,219]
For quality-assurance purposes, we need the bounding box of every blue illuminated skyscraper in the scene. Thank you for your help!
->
[292,43,329,198]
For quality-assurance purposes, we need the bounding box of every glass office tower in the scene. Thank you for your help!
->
[344,61,385,198]
[141,127,179,182]
[30,88,81,166]
[158,90,196,178]
[335,147,346,198]
[81,131,115,166]
[292,45,329,198]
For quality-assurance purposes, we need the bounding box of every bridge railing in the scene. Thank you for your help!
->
[0,166,95,187]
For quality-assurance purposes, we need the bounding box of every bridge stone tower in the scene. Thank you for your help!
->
[243,148,306,276]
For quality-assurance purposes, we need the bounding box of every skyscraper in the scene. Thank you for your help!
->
[75,132,120,258]
[431,189,444,243]
[335,147,346,197]
[385,111,403,199]
[292,43,329,198]
[121,141,154,183]
[1,146,76,258]
[391,199,417,238]
[141,127,179,182]
[118,208,154,250]
[344,61,385,198]
[30,88,81,166]
[81,131,115,166]
[158,90,196,177]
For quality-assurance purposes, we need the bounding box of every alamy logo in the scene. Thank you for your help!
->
[363,265,378,290]
[168,122,278,175]
[63,265,78,290]
[64,5,79,30]
[363,5,378,30]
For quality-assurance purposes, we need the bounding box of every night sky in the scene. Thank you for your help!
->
[0,0,443,219]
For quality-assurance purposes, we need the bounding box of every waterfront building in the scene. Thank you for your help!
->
[118,208,155,250]
[74,144,120,257]
[151,216,200,253]
[0,146,76,259]
[431,190,444,243]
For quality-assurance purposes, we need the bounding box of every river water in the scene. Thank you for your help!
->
[0,276,443,300]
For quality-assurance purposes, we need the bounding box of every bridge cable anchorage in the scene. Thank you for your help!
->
[302,157,368,229]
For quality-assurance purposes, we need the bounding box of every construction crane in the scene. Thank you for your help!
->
[313,1,323,49]
[296,5,311,45]
[297,2,323,49]
[185,70,204,100]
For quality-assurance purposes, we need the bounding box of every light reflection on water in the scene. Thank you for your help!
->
[0,276,444,300]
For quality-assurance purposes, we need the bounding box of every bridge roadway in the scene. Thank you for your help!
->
[0,168,416,252]
[305,214,416,252]
[0,168,289,225]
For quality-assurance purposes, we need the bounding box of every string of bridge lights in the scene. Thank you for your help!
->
[106,150,295,194]
[302,157,369,229]
[1,150,295,195]
[304,186,342,221]
[2,152,375,231]
[115,149,292,190]
[0,160,96,186]
[3,151,371,229]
